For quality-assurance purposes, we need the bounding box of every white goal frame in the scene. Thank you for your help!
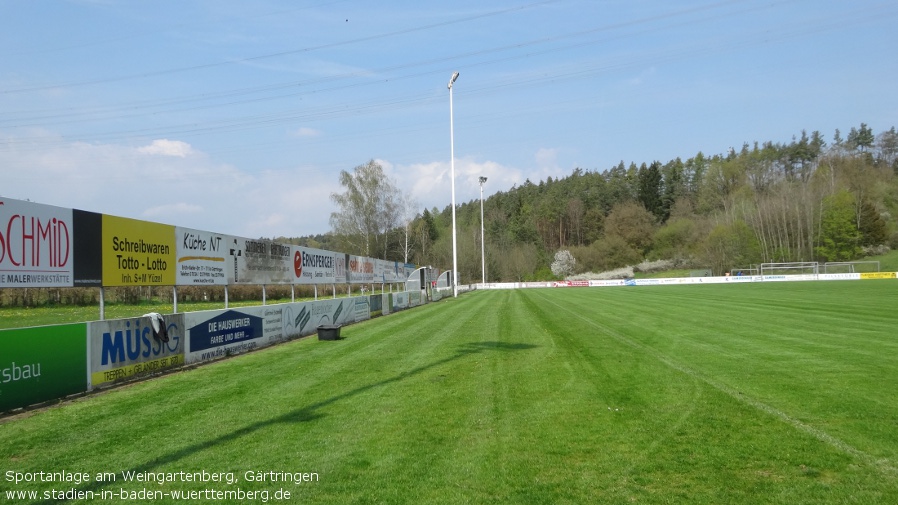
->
[759,262,819,276]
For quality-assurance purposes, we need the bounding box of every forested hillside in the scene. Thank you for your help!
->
[407,124,898,281]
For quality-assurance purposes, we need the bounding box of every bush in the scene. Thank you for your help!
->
[634,259,675,273]
[592,236,643,271]
[550,250,577,278]
[651,217,698,261]
[569,266,634,281]
[889,232,898,251]
[604,201,655,253]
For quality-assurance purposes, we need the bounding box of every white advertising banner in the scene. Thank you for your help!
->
[175,226,228,285]
[292,246,337,285]
[334,254,348,284]
[372,258,403,283]
[348,255,374,284]
[0,197,74,288]
[819,273,861,281]
[227,236,293,284]
[293,296,366,328]
[762,274,818,282]
[392,291,409,309]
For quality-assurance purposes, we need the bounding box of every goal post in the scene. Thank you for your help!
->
[822,261,881,273]
[759,262,819,276]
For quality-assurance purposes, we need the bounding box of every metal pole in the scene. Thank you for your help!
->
[479,176,487,284]
[99,286,105,320]
[448,71,459,298]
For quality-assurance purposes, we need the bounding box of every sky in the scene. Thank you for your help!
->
[1,0,896,238]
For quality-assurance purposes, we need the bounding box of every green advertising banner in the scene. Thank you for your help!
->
[0,323,88,413]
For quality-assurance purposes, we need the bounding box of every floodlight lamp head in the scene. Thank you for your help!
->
[448,71,459,89]
[479,176,488,184]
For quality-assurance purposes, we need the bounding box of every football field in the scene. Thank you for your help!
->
[2,282,898,504]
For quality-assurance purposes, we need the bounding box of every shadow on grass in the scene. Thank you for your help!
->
[35,340,537,504]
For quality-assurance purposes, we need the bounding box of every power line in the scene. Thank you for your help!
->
[1,0,561,95]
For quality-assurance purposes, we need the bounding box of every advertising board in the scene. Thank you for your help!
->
[175,226,228,285]
[0,197,74,288]
[348,255,374,284]
[88,313,184,388]
[0,323,87,412]
[102,215,176,286]
[860,272,897,280]
[334,254,347,284]
[292,246,337,285]
[228,236,293,285]
[184,308,267,364]
[393,291,409,310]
[184,297,371,365]
[299,297,355,328]
[819,273,861,281]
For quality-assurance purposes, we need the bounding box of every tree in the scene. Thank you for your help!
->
[685,151,709,198]
[399,194,420,264]
[815,190,861,262]
[329,160,403,258]
[582,207,605,244]
[699,155,745,214]
[876,126,898,172]
[858,199,887,247]
[637,161,663,219]
[604,201,655,253]
[704,220,761,275]
[550,250,576,278]
[583,235,642,271]
[661,158,686,221]
[651,217,699,261]
[605,161,634,207]
[847,123,875,152]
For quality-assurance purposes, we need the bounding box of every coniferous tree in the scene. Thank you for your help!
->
[637,161,663,220]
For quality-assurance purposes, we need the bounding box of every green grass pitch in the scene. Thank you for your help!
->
[2,281,898,504]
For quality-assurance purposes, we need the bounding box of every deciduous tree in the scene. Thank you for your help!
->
[816,190,861,262]
[330,160,403,259]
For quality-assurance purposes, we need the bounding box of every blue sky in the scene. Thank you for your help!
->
[2,0,896,238]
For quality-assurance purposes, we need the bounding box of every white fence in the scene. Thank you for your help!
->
[471,272,896,291]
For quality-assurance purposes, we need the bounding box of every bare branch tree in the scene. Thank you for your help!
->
[330,160,403,258]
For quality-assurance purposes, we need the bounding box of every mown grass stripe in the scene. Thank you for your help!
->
[525,286,898,477]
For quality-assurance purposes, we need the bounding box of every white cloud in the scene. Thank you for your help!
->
[137,139,195,158]
[143,202,203,220]
[387,156,537,212]
[291,127,321,138]
[1,135,569,239]
[535,147,559,169]
[0,136,341,237]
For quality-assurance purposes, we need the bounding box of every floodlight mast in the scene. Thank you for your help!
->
[479,176,487,284]
[448,71,459,297]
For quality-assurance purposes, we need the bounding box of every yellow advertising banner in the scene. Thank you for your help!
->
[91,354,184,386]
[860,272,897,280]
[102,215,176,286]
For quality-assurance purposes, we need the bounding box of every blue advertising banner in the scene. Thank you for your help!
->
[188,310,263,352]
